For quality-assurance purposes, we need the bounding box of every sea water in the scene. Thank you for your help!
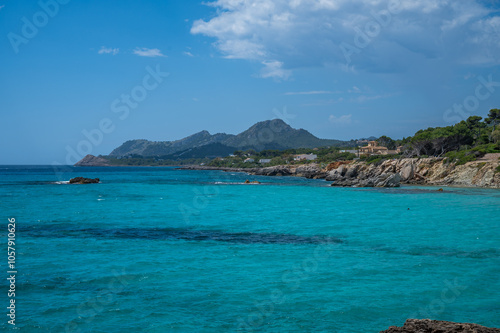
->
[0,166,499,332]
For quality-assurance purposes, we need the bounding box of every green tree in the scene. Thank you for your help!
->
[377,135,396,150]
[492,128,500,143]
[485,109,500,130]
[465,115,485,142]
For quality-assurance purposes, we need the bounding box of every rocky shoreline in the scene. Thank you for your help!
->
[380,319,500,332]
[181,155,500,188]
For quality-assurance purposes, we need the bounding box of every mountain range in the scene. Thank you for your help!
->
[107,119,353,159]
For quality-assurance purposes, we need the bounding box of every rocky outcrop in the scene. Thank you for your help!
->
[380,319,500,332]
[183,155,500,188]
[252,163,326,179]
[74,155,111,167]
[69,177,100,184]
[324,156,500,188]
[325,162,401,187]
[325,161,352,171]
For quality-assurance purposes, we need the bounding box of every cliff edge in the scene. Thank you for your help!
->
[325,155,499,188]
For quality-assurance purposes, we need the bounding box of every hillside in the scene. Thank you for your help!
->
[108,119,350,158]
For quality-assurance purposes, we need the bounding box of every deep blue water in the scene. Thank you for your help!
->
[0,166,499,332]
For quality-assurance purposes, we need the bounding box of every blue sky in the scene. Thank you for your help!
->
[1,0,500,164]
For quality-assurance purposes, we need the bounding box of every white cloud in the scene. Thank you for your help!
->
[353,94,384,103]
[285,90,340,95]
[183,51,194,57]
[191,0,499,78]
[348,86,361,94]
[329,114,352,125]
[259,60,291,80]
[98,47,119,55]
[133,47,166,57]
[0,5,5,10]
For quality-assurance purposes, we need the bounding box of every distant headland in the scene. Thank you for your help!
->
[75,110,500,188]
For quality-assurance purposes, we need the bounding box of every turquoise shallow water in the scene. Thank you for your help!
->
[0,166,499,332]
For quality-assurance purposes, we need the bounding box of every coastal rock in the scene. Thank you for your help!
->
[400,163,414,181]
[250,163,324,179]
[244,180,260,184]
[326,161,401,187]
[337,165,347,176]
[69,177,100,184]
[344,165,359,178]
[376,173,401,187]
[182,154,500,188]
[325,161,352,171]
[380,319,500,333]
[253,165,292,177]
[295,164,324,179]
[325,156,499,188]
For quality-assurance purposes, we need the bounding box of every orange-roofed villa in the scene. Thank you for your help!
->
[359,141,400,156]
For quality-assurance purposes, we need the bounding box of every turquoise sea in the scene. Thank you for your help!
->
[0,166,499,332]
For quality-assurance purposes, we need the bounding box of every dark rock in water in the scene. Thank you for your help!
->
[244,180,260,184]
[69,177,100,184]
[380,319,500,333]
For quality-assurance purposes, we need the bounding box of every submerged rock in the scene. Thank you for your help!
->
[69,177,100,184]
[380,319,500,333]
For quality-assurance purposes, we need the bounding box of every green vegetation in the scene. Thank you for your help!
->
[361,154,399,165]
[108,119,356,159]
[476,162,486,169]
[207,147,357,168]
[398,110,500,164]
[442,143,500,165]
[444,150,478,165]
[91,109,500,168]
[377,136,396,150]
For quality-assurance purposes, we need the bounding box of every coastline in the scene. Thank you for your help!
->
[179,156,500,189]
[73,154,500,188]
